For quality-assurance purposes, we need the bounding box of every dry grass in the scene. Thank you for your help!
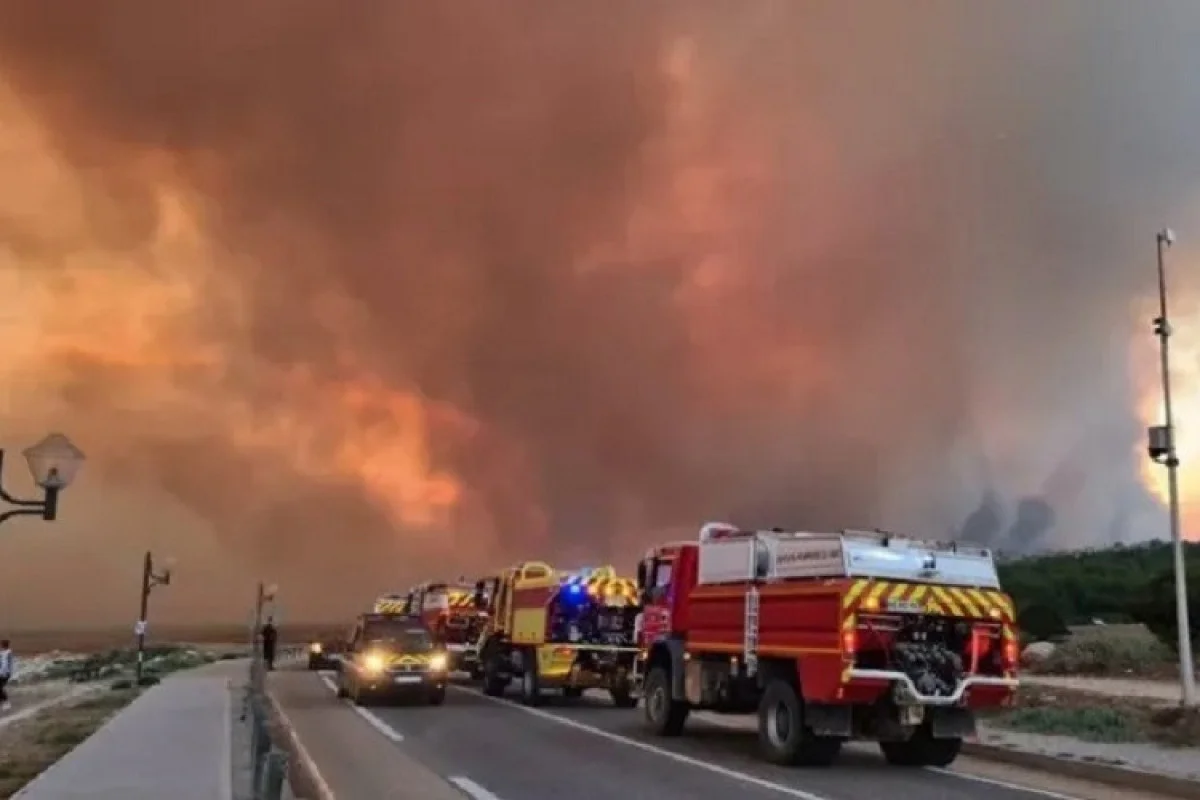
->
[0,689,139,798]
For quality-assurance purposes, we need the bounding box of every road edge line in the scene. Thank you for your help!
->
[449,775,504,800]
[266,685,337,800]
[958,742,1200,800]
[448,685,831,800]
[317,673,404,743]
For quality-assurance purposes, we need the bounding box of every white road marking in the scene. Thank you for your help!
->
[690,710,1086,799]
[449,775,505,800]
[926,767,1085,800]
[268,686,337,800]
[318,673,405,743]
[449,686,832,800]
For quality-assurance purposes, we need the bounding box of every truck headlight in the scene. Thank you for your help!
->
[429,653,448,672]
[363,653,386,674]
[309,642,323,654]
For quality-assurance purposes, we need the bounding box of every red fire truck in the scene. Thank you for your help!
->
[632,522,1018,768]
[402,580,488,674]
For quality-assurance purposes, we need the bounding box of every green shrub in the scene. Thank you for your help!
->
[1039,627,1173,675]
[1018,603,1070,641]
[998,706,1142,742]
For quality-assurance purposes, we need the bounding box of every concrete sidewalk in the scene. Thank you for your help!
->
[15,662,243,800]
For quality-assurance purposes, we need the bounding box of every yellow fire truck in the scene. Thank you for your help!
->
[473,563,640,707]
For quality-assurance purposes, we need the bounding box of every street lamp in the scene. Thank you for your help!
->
[134,551,175,685]
[0,433,85,525]
[1146,226,1197,707]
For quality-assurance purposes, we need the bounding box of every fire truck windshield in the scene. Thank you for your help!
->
[646,558,673,603]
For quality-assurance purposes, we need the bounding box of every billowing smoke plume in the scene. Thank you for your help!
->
[0,0,1198,624]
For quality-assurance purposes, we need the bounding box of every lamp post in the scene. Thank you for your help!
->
[0,433,84,526]
[1147,227,1197,707]
[135,551,174,685]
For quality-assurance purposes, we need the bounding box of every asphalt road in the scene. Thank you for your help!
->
[283,669,1166,800]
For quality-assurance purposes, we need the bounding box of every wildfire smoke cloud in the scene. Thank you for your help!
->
[0,1,1197,625]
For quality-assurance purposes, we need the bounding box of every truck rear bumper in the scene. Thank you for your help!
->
[846,669,1018,706]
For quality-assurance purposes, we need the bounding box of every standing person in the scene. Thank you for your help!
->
[261,617,278,672]
[0,640,14,711]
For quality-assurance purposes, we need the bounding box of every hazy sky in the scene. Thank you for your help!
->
[1,1,1199,626]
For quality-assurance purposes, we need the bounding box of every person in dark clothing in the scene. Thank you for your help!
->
[261,618,278,671]
[0,639,12,710]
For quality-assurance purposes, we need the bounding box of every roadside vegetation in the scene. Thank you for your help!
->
[991,541,1200,746]
[0,688,139,797]
[1000,539,1200,649]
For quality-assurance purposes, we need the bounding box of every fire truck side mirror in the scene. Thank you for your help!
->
[636,560,648,591]
[473,579,487,609]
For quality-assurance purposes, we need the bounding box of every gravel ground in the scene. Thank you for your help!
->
[1022,675,1188,704]
[982,676,1200,782]
[978,719,1200,780]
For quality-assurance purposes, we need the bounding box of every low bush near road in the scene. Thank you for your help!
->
[1032,626,1174,677]
[986,684,1200,747]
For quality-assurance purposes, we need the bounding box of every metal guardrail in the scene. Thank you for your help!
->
[242,652,290,800]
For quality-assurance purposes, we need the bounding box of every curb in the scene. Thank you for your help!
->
[265,686,335,800]
[963,742,1200,799]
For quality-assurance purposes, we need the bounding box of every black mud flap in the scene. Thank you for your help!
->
[930,706,976,739]
[804,703,853,738]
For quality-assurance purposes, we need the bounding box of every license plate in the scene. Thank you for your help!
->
[888,599,924,614]
[393,675,422,684]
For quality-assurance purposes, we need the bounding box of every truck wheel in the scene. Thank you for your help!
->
[335,675,349,699]
[757,679,841,767]
[519,654,543,707]
[610,684,638,709]
[643,666,688,736]
[563,687,584,699]
[470,664,485,681]
[427,686,447,706]
[879,726,962,767]
[482,652,509,697]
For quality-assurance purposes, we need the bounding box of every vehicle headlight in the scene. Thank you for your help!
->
[429,653,448,672]
[309,642,323,654]
[363,653,386,673]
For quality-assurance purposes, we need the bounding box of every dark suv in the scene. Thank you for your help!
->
[334,613,448,705]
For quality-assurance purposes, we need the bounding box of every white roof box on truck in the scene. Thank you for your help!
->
[695,523,1001,589]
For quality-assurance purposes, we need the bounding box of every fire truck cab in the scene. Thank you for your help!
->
[401,580,485,675]
[632,522,1019,768]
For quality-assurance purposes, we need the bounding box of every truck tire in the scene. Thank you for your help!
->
[643,666,688,736]
[335,676,349,699]
[482,651,509,697]
[427,686,447,706]
[610,683,638,709]
[757,679,842,767]
[879,726,962,767]
[562,686,584,699]
[519,652,543,707]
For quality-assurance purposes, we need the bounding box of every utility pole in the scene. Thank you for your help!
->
[1148,227,1196,706]
[134,551,173,685]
